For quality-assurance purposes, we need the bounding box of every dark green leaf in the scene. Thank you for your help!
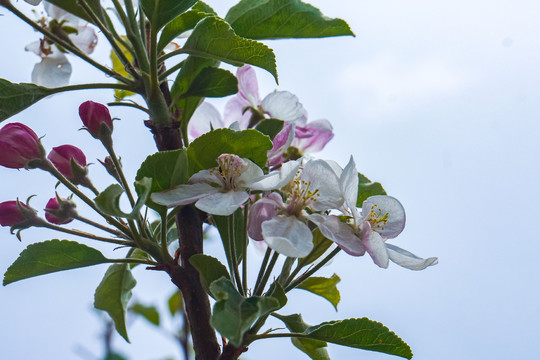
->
[94,264,136,342]
[210,278,280,346]
[0,79,56,122]
[356,172,386,206]
[95,177,152,219]
[211,208,247,265]
[226,0,354,40]
[192,0,216,14]
[168,291,183,316]
[189,254,230,295]
[140,0,197,30]
[306,318,413,359]
[267,282,287,309]
[273,313,330,360]
[158,9,212,52]
[297,229,333,268]
[178,67,238,99]
[255,119,284,140]
[183,16,277,81]
[3,240,108,285]
[297,274,340,310]
[130,303,160,326]
[187,128,272,175]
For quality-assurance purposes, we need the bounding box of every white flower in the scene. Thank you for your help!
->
[151,154,301,216]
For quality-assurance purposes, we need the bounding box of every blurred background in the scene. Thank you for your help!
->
[1,0,539,359]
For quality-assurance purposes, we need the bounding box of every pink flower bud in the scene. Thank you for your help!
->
[0,201,34,227]
[0,123,44,169]
[44,197,76,225]
[79,101,113,139]
[47,145,87,181]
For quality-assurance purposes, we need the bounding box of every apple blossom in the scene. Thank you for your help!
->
[151,154,301,216]
[79,101,114,140]
[0,123,45,169]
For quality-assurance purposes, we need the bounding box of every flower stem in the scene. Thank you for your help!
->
[242,203,249,295]
[254,247,272,293]
[40,222,135,247]
[228,214,243,295]
[285,247,341,292]
[253,251,279,296]
[75,214,128,238]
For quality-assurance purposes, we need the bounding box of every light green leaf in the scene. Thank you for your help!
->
[210,278,280,346]
[110,38,135,100]
[95,177,153,219]
[178,67,238,99]
[226,0,354,40]
[3,240,108,285]
[356,172,386,206]
[297,274,340,310]
[94,264,136,342]
[273,313,330,360]
[306,318,413,359]
[130,303,160,326]
[189,254,230,295]
[192,0,216,14]
[267,282,288,309]
[187,128,272,175]
[0,79,57,122]
[297,229,333,268]
[140,0,197,30]
[168,291,183,316]
[183,16,278,81]
[158,9,212,52]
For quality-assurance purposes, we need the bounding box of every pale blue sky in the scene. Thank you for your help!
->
[1,1,539,359]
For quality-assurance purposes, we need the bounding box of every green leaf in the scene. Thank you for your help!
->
[158,9,212,52]
[178,67,238,99]
[297,274,341,310]
[192,0,216,14]
[297,229,333,268]
[94,264,136,342]
[210,278,280,346]
[140,0,197,30]
[128,249,153,269]
[226,0,354,40]
[3,240,108,285]
[168,291,183,316]
[104,352,128,360]
[130,303,160,326]
[267,282,288,309]
[187,128,272,175]
[306,318,413,359]
[95,177,152,219]
[183,16,278,82]
[356,172,386,206]
[255,119,284,140]
[0,79,57,122]
[211,208,247,265]
[273,313,330,360]
[189,254,230,295]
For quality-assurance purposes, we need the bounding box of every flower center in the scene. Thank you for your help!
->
[211,154,246,190]
[367,203,389,231]
[286,178,320,216]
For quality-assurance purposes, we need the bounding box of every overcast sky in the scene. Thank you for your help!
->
[1,1,539,359]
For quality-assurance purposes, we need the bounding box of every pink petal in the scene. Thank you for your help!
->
[292,119,334,153]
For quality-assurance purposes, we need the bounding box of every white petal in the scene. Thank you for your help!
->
[386,243,438,270]
[188,102,224,139]
[24,41,42,57]
[237,65,260,107]
[188,169,218,184]
[70,25,98,54]
[151,183,217,207]
[44,2,68,20]
[250,159,301,191]
[223,95,252,129]
[261,91,306,123]
[361,195,406,238]
[340,156,359,212]
[308,214,365,256]
[31,55,72,87]
[247,196,280,240]
[195,190,249,216]
[262,215,313,257]
[303,159,343,211]
[237,159,264,187]
[362,224,389,268]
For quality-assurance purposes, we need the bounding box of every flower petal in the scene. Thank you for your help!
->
[262,215,313,257]
[267,123,294,167]
[31,54,72,87]
[188,102,224,139]
[195,190,249,216]
[247,195,281,241]
[237,65,260,107]
[223,95,252,129]
[292,119,334,153]
[261,91,306,124]
[386,243,438,270]
[308,214,365,256]
[151,183,218,207]
[249,159,301,191]
[361,223,389,268]
[361,195,406,238]
[70,25,98,54]
[340,156,359,213]
[237,159,264,187]
[302,159,343,211]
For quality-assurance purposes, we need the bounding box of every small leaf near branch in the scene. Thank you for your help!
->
[130,303,160,326]
[94,264,137,342]
[3,240,108,285]
[189,254,230,295]
[95,177,152,219]
[297,274,341,310]
[356,172,386,206]
[140,0,197,30]
[273,313,330,360]
[158,9,213,52]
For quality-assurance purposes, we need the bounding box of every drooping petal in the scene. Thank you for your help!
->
[188,102,224,139]
[261,215,313,257]
[361,195,406,238]
[386,243,438,270]
[195,190,249,216]
[189,169,219,184]
[31,54,72,87]
[261,91,306,124]
[340,156,359,213]
[267,123,295,167]
[151,183,218,208]
[302,159,343,211]
[361,222,389,268]
[247,194,281,241]
[308,214,365,256]
[292,119,334,153]
[250,159,301,191]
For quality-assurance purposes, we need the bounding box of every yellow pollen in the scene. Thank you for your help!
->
[369,204,389,230]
